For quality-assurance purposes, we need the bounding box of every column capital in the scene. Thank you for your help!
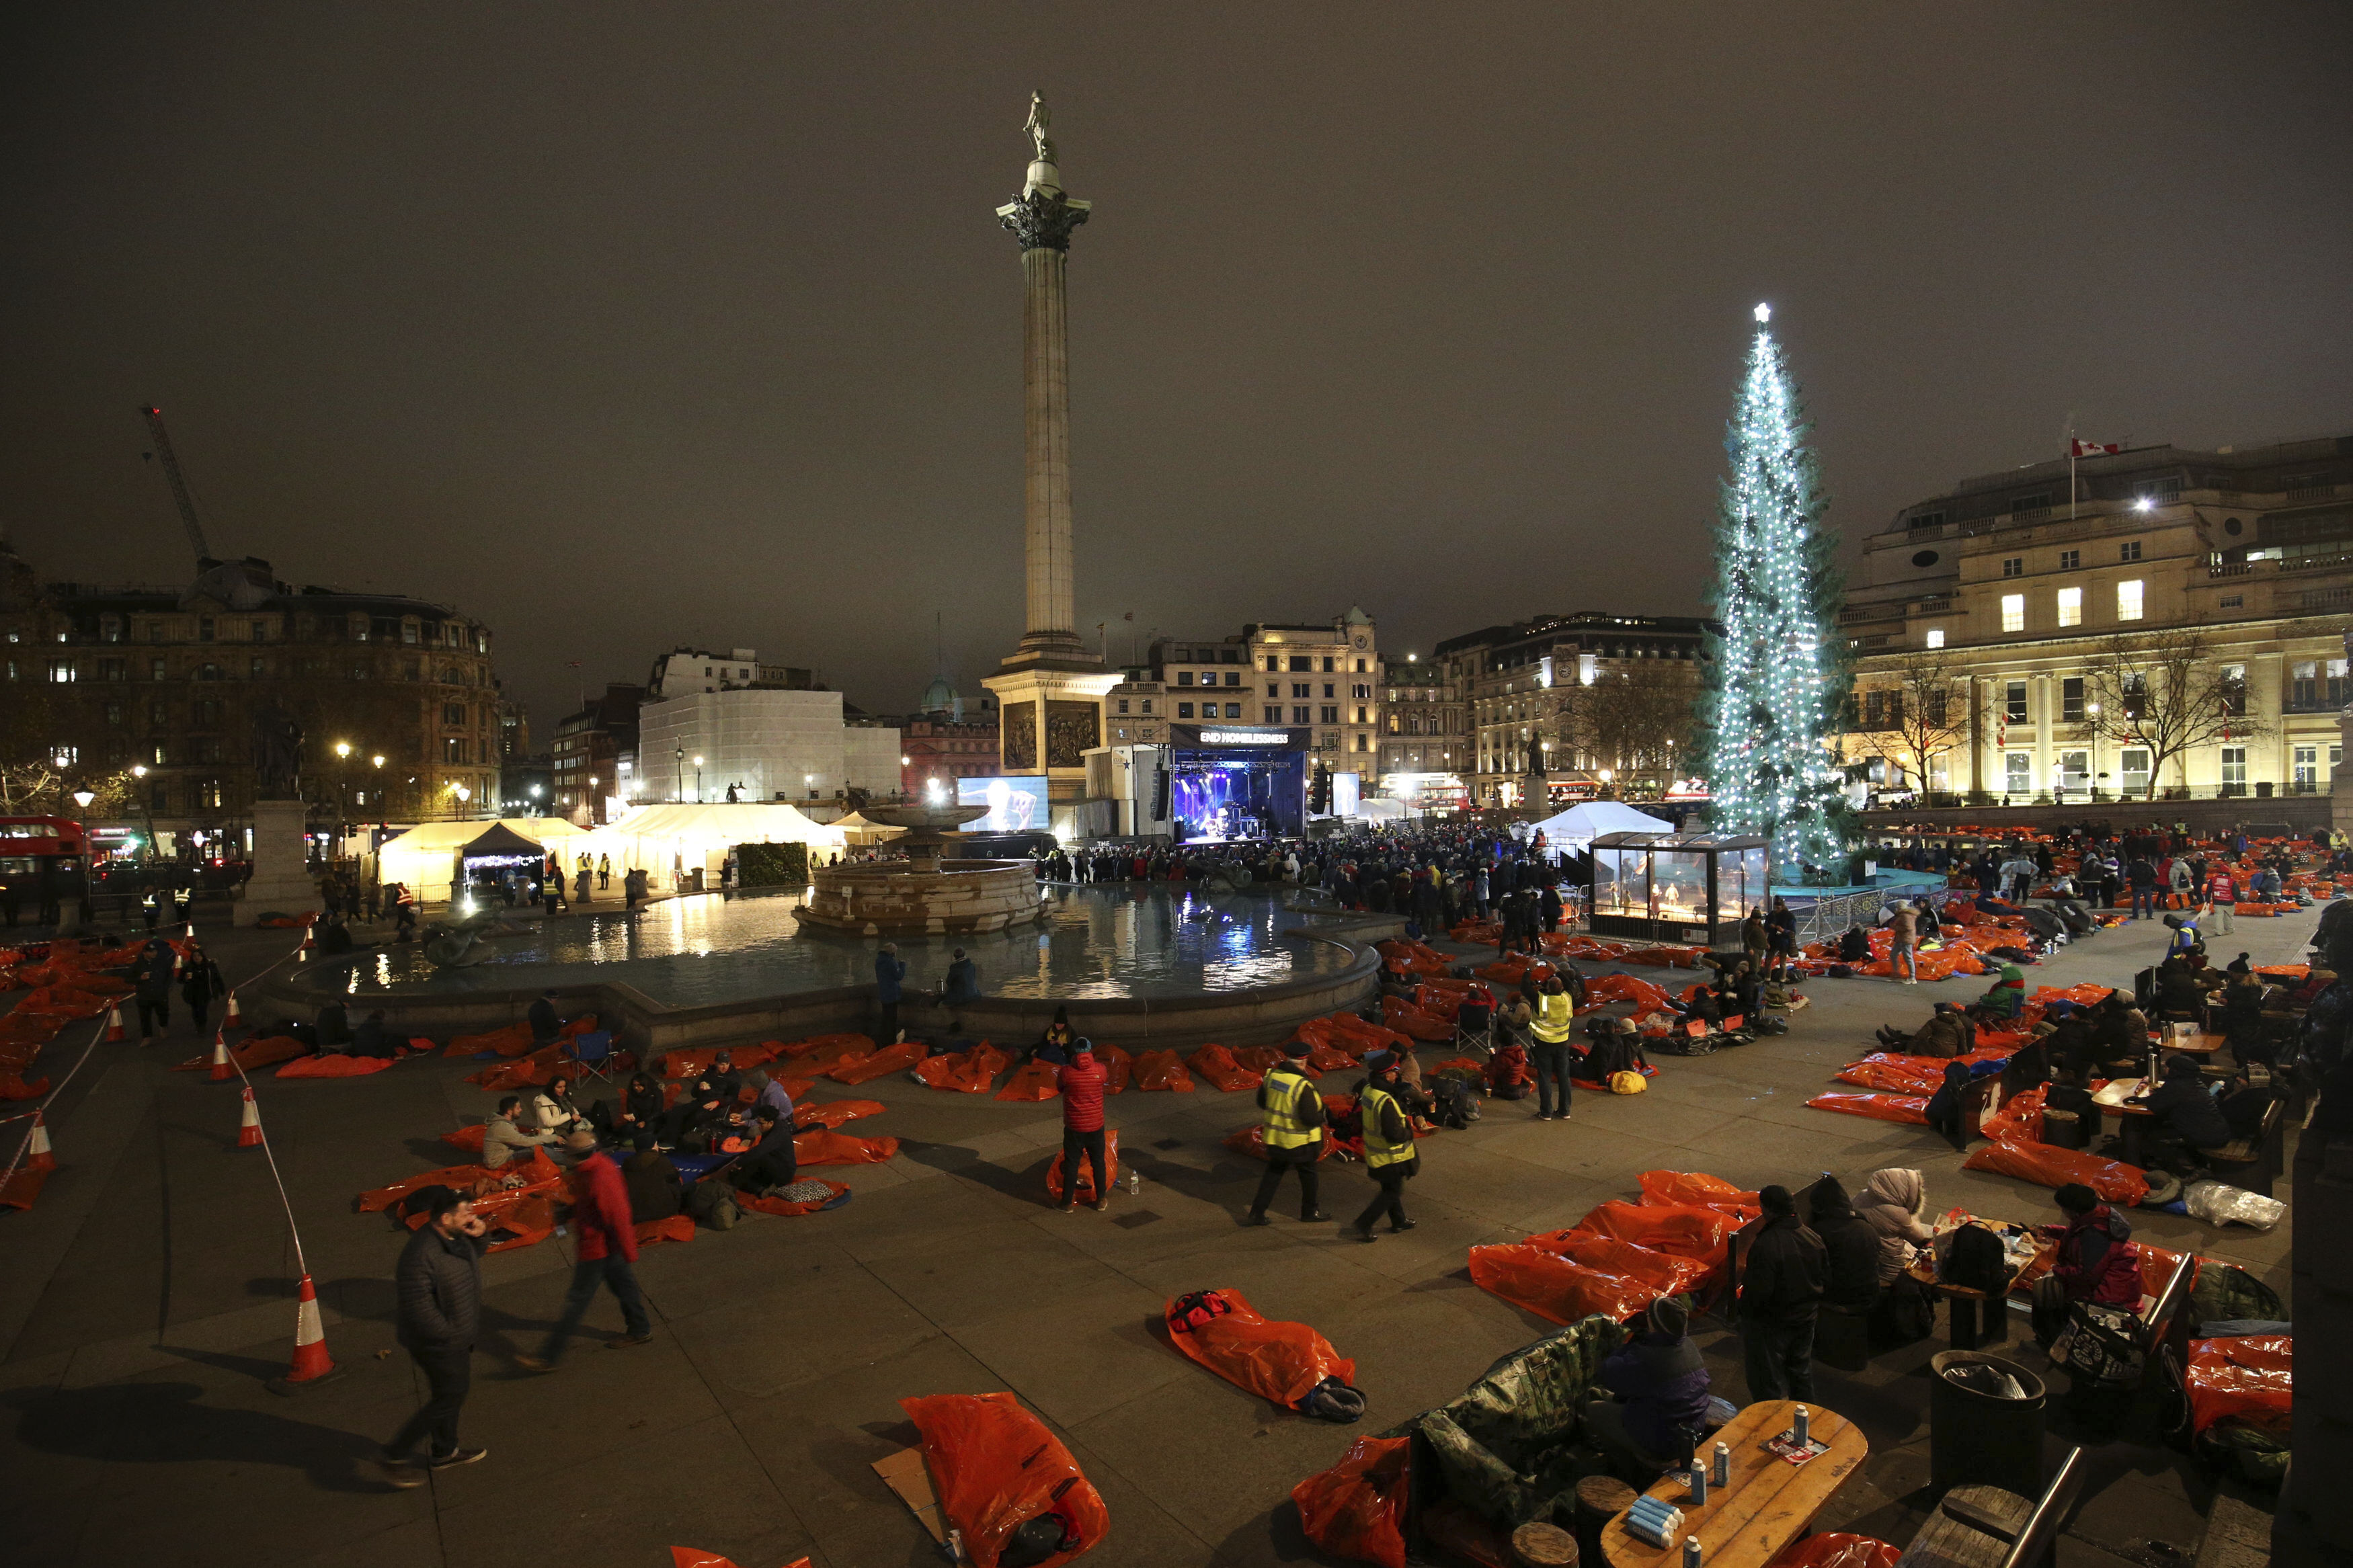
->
[996,188,1090,251]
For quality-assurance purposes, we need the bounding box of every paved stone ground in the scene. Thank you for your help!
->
[0,900,2299,1568]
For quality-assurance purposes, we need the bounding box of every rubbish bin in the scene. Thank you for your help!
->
[1929,1350,2046,1499]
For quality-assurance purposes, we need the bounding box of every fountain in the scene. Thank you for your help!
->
[795,801,1047,936]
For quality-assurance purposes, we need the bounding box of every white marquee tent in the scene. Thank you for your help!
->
[376,817,590,904]
[578,801,850,892]
[1529,800,1675,854]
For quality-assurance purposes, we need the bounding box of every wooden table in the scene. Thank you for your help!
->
[2091,1077,2157,1165]
[1603,1399,1868,1568]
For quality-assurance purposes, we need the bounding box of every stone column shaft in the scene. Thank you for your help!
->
[1021,245,1076,653]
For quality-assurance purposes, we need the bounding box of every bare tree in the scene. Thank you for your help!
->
[1847,651,1970,795]
[1564,661,1701,792]
[2079,630,2269,799]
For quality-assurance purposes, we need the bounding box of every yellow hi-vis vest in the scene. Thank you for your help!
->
[1529,991,1575,1044]
[1262,1067,1320,1150]
[1361,1085,1414,1169]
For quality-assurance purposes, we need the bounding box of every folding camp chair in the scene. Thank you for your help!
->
[565,1029,619,1085]
[1452,998,1495,1057]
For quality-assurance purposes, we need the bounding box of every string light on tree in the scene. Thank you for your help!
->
[1697,302,1851,881]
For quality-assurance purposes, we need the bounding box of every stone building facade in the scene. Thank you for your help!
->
[1838,434,2353,804]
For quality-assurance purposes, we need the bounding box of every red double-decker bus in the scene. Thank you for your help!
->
[0,816,89,923]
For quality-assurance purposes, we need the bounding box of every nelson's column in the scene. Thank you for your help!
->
[982,93,1119,803]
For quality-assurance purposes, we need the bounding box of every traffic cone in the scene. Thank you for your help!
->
[184,921,195,940]
[105,1003,125,1042]
[24,1111,54,1173]
[270,1274,341,1392]
[235,1085,263,1149]
[225,992,243,1026]
[208,1032,233,1083]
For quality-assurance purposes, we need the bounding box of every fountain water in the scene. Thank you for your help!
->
[796,801,1047,936]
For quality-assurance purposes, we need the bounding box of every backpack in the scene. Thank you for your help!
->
[1609,1070,1648,1096]
[998,1481,1084,1567]
[1167,1289,1234,1333]
[1297,1374,1367,1423]
[685,1180,740,1231]
[1943,1223,2011,1296]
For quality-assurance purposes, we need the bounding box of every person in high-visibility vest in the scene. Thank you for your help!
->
[1244,1043,1328,1226]
[1347,1051,1421,1243]
[1527,975,1576,1121]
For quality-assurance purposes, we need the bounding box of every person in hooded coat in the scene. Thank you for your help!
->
[1922,1059,1976,1149]
[1808,1175,1881,1313]
[1852,1168,1936,1284]
[1737,1184,1825,1403]
[1583,1296,1712,1483]
[2034,1181,2142,1350]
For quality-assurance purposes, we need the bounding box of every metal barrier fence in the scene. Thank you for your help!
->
[1786,882,1960,948]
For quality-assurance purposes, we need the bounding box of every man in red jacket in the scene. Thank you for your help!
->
[1057,1039,1110,1213]
[517,1130,653,1369]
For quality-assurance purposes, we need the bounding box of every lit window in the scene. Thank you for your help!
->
[2001,594,2025,632]
[2056,587,2082,627]
[1924,628,1945,649]
[2116,580,2144,621]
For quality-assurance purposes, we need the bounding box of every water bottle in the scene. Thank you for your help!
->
[1792,1405,1810,1446]
[1684,1536,1703,1568]
[1125,1169,1141,1195]
[1712,1441,1730,1487]
[1685,1462,1708,1505]
[946,1527,967,1563]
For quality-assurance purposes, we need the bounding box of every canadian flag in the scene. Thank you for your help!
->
[2070,439,2120,458]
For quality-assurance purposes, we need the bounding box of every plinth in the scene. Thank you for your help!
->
[239,798,319,925]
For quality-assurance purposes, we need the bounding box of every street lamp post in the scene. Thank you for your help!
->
[693,755,704,804]
[130,764,157,864]
[333,741,354,864]
[674,746,684,803]
[370,754,387,885]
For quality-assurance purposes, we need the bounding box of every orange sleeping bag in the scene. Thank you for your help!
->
[899,1393,1109,1568]
[1187,1044,1263,1091]
[1164,1287,1355,1408]
[914,1043,1009,1093]
[1291,1436,1408,1568]
[1132,1049,1195,1091]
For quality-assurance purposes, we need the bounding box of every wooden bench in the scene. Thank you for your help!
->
[1892,1447,2085,1568]
[2204,1097,2287,1198]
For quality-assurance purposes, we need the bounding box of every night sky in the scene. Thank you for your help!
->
[5,5,2349,741]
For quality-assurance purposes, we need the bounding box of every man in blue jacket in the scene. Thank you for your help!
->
[1583,1296,1712,1482]
[874,943,907,1043]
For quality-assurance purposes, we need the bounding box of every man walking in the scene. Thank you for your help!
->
[1528,975,1576,1121]
[1737,1184,1825,1403]
[382,1191,490,1484]
[133,938,174,1042]
[517,1130,653,1370]
[874,942,908,1044]
[1888,901,1917,985]
[1244,1043,1328,1226]
[1055,1038,1110,1213]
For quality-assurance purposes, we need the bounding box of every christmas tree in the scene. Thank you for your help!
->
[1698,304,1851,882]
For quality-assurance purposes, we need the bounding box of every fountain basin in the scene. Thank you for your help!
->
[799,857,1045,936]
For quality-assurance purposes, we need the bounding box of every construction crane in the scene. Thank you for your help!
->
[139,404,216,565]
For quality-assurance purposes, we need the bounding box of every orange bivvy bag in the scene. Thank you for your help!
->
[1045,1130,1121,1203]
[1164,1287,1355,1409]
[1962,1137,2149,1206]
[1291,1435,1408,1568]
[899,1393,1109,1568]
[1767,1534,1901,1568]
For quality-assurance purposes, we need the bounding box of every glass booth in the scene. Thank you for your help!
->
[1585,831,1769,946]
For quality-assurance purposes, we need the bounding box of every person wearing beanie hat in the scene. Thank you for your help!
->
[1345,1050,1419,1242]
[1055,1038,1109,1212]
[1583,1294,1711,1482]
[2034,1180,2140,1349]
[2142,1052,2231,1171]
[1737,1183,1825,1403]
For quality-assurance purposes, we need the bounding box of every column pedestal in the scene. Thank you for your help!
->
[238,798,319,925]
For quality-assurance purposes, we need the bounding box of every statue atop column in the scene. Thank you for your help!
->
[1024,91,1056,167]
[249,700,305,800]
[998,91,1089,250]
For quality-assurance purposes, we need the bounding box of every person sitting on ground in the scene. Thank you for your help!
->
[483,1094,559,1168]
[526,989,565,1045]
[2034,1182,2141,1348]
[1582,1296,1711,1483]
[1719,959,1762,1022]
[1033,1006,1078,1065]
[528,1075,583,1141]
[747,1069,794,1124]
[938,947,980,1007]
[1972,962,2028,1025]
[651,1075,730,1153]
[1585,1017,1649,1083]
[1837,924,1872,964]
[350,1009,399,1059]
[2142,1053,2232,1172]
[315,999,353,1053]
[1808,1175,1881,1315]
[1876,1002,1972,1059]
[728,1105,799,1194]
[621,1132,683,1221]
[702,1050,743,1106]
[1484,1035,1533,1100]
[592,1070,667,1139]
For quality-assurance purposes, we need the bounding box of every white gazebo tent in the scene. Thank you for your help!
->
[1528,800,1675,855]
[579,802,850,893]
[375,817,590,904]
[828,811,910,847]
